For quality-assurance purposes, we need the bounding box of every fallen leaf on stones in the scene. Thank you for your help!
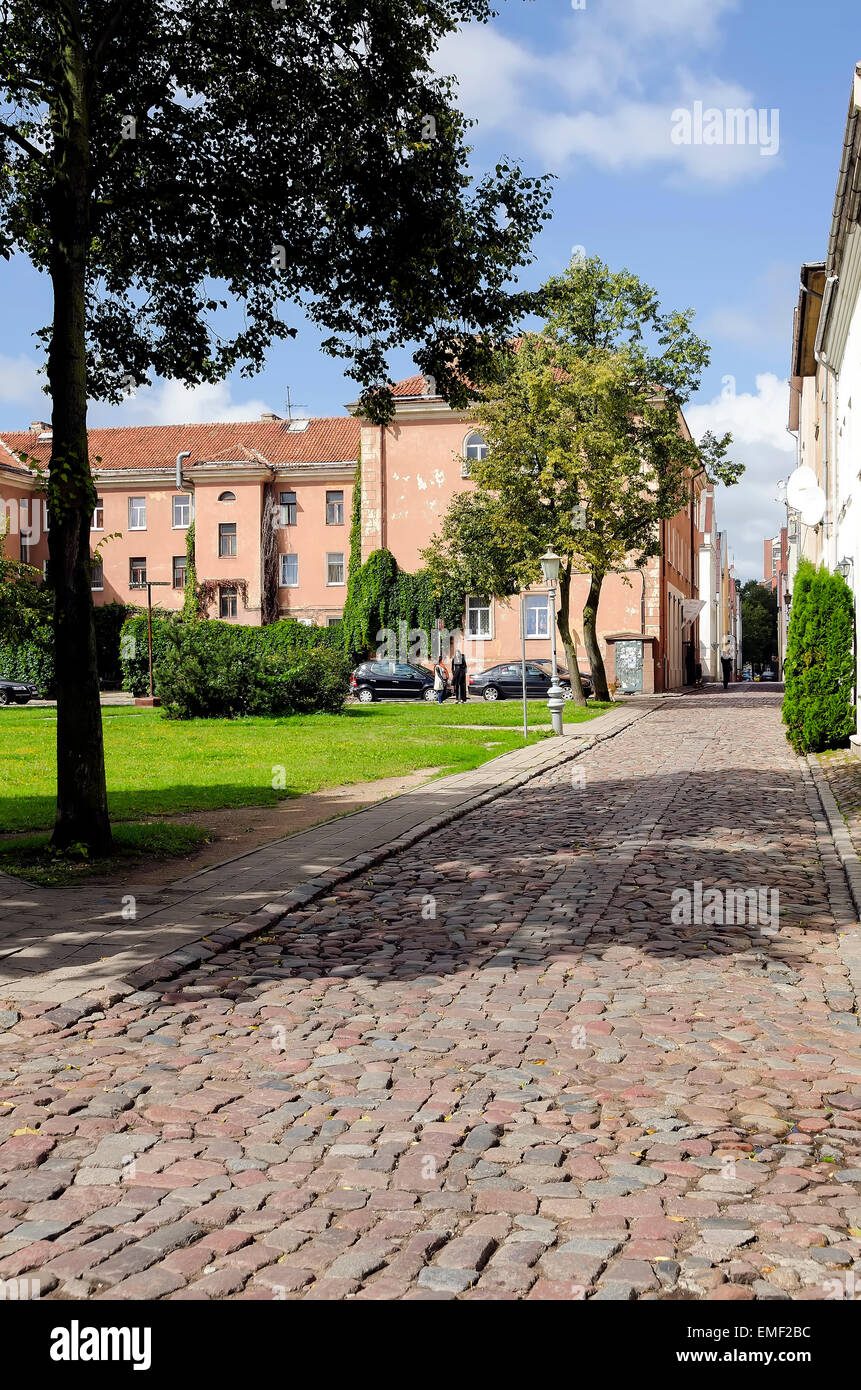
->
[13,1127,39,1135]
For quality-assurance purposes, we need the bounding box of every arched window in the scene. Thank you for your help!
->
[218,490,236,502]
[461,432,487,478]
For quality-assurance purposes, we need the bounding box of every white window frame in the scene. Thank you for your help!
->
[219,585,238,618]
[326,489,344,525]
[91,557,104,591]
[129,557,147,586]
[172,494,192,528]
[280,552,299,588]
[461,431,488,478]
[128,496,146,530]
[326,551,345,586]
[466,595,492,639]
[91,497,104,530]
[172,555,187,590]
[524,593,550,639]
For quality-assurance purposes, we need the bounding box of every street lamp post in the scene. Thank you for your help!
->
[131,579,170,702]
[539,550,565,735]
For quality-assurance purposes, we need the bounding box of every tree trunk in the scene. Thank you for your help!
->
[584,569,610,701]
[557,560,586,707]
[47,23,111,854]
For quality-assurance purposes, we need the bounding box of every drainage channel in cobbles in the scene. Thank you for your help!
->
[0,687,859,1302]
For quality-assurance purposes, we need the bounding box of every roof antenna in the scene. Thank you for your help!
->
[285,386,307,422]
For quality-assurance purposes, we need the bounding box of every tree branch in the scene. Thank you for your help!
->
[89,0,134,72]
[0,118,45,162]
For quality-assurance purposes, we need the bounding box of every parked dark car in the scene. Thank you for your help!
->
[0,678,39,705]
[350,660,447,702]
[760,667,777,681]
[468,660,592,702]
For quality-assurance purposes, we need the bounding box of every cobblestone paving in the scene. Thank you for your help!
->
[1,688,860,1302]
[819,749,861,858]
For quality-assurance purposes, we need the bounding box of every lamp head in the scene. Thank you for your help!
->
[539,550,560,585]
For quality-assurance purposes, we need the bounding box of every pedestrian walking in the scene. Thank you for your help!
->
[451,649,468,703]
[433,659,448,704]
[720,647,733,690]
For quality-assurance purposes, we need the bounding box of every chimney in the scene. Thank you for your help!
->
[260,412,281,422]
[30,420,51,433]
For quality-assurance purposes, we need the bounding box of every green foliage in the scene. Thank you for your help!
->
[93,603,136,688]
[740,579,777,669]
[341,548,464,662]
[119,611,183,696]
[783,562,856,753]
[347,465,362,579]
[154,622,351,719]
[119,611,346,703]
[182,522,199,619]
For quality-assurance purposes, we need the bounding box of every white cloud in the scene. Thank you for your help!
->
[434,2,778,187]
[89,378,277,427]
[704,263,798,349]
[686,372,794,453]
[686,373,794,577]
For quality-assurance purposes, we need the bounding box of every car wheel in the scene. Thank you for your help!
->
[422,687,437,702]
[356,686,375,703]
[482,685,500,701]
[0,690,11,706]
[561,686,576,701]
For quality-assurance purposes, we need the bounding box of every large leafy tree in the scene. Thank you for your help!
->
[424,258,742,700]
[0,0,550,852]
[740,579,777,670]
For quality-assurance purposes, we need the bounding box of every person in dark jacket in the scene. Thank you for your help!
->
[451,649,468,703]
[720,647,733,689]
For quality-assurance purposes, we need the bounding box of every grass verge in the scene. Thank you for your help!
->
[0,822,211,887]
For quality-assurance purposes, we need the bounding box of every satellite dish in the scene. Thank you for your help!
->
[800,485,826,526]
[786,465,818,509]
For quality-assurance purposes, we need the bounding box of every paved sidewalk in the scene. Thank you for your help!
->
[0,687,859,1302]
[0,701,644,1007]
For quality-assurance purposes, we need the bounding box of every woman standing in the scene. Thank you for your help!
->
[451,649,468,703]
[433,659,448,704]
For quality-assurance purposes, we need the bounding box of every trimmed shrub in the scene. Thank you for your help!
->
[783,561,856,753]
[119,611,183,695]
[153,621,350,718]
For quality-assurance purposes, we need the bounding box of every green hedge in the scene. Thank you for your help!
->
[154,621,350,718]
[783,561,856,753]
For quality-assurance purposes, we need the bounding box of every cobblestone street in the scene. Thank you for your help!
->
[1,687,860,1301]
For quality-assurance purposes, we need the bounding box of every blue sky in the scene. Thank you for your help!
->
[2,0,858,577]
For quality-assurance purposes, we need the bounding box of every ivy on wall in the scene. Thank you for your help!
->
[341,546,465,663]
[182,521,199,619]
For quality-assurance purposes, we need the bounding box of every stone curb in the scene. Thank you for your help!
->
[805,753,861,1014]
[18,703,655,1035]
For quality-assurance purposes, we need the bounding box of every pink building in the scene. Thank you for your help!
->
[1,373,707,692]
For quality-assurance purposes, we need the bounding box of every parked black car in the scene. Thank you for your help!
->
[468,661,592,702]
[0,678,39,705]
[350,660,447,702]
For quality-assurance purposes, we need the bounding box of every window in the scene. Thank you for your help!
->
[172,555,187,589]
[462,432,488,478]
[91,557,104,590]
[172,494,192,528]
[524,594,550,639]
[326,489,344,525]
[218,522,237,557]
[327,616,341,627]
[128,496,146,530]
[280,552,298,587]
[326,552,345,585]
[279,491,297,526]
[129,557,146,586]
[466,595,492,638]
[19,534,31,564]
[92,497,104,530]
[219,585,237,618]
[217,491,236,503]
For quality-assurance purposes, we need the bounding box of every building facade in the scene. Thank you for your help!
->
[787,64,861,741]
[2,373,718,693]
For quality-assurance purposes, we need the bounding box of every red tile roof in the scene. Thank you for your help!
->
[0,417,360,473]
[392,374,437,398]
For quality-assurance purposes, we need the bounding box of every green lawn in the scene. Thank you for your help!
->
[0,698,614,883]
